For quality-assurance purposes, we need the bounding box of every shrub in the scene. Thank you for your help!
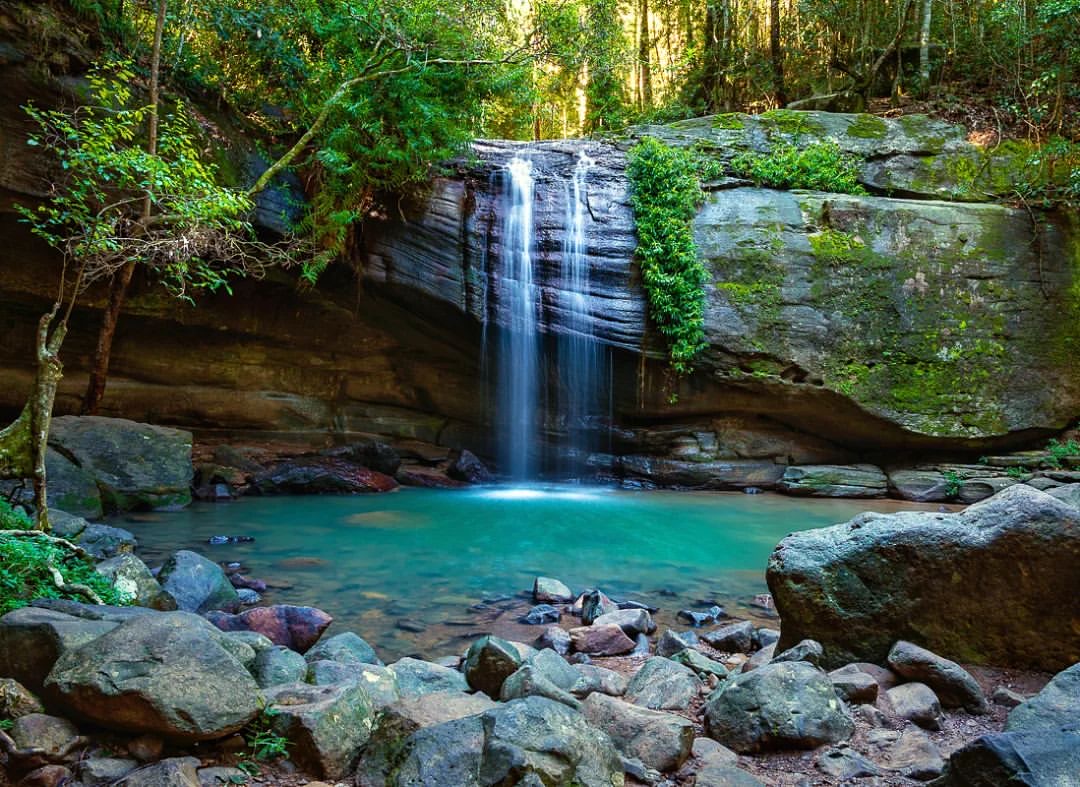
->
[731,140,867,195]
[0,499,32,530]
[0,533,128,615]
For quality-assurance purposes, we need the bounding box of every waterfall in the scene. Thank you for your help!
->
[559,152,602,474]
[497,157,540,481]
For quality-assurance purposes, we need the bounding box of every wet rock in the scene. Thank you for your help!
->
[95,554,176,610]
[205,604,332,653]
[670,648,729,680]
[77,524,137,560]
[78,757,138,785]
[887,640,988,713]
[887,682,944,730]
[991,686,1026,708]
[701,620,754,653]
[777,464,887,497]
[580,590,619,625]
[533,625,571,655]
[157,550,239,614]
[881,728,944,780]
[572,664,628,697]
[1006,662,1080,731]
[771,639,824,667]
[356,714,485,787]
[0,678,44,719]
[236,588,261,605]
[304,631,382,667]
[10,714,80,757]
[704,661,854,752]
[625,657,702,711]
[569,623,636,656]
[752,627,780,650]
[464,635,523,697]
[593,608,655,636]
[630,632,650,656]
[395,618,426,633]
[330,439,402,476]
[939,729,1080,785]
[533,576,573,603]
[583,693,694,772]
[521,604,561,625]
[0,606,117,692]
[1046,482,1080,509]
[263,681,375,779]
[817,745,882,779]
[767,485,1080,671]
[828,664,879,703]
[656,628,698,657]
[253,457,398,494]
[229,573,267,593]
[253,645,308,688]
[500,664,581,709]
[677,606,725,627]
[45,611,260,740]
[446,449,493,484]
[115,757,201,787]
[389,657,469,697]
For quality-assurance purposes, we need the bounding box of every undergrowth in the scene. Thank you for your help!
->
[731,140,867,195]
[626,137,708,374]
[0,499,32,530]
[0,532,127,615]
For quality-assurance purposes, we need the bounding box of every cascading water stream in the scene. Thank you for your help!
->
[497,157,540,481]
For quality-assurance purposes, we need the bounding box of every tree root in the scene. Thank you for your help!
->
[0,529,90,559]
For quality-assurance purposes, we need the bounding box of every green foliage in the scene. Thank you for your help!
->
[1046,438,1080,468]
[243,706,289,761]
[1006,466,1028,480]
[0,718,12,731]
[731,141,867,195]
[0,499,32,530]
[942,470,963,498]
[626,137,708,374]
[0,533,129,616]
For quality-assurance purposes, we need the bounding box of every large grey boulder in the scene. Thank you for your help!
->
[45,611,260,740]
[767,485,1080,670]
[582,693,693,772]
[157,550,239,614]
[1006,662,1080,732]
[263,681,375,779]
[0,606,117,692]
[625,657,702,710]
[887,640,988,713]
[704,661,853,752]
[939,729,1080,786]
[253,646,307,688]
[48,416,193,511]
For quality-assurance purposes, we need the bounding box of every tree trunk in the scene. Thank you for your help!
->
[82,0,166,415]
[770,0,786,106]
[919,0,933,95]
[638,0,652,108]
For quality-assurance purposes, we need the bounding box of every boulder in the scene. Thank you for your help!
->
[0,606,117,692]
[569,624,636,656]
[330,439,402,475]
[10,713,81,757]
[263,681,375,779]
[656,628,698,657]
[580,590,619,625]
[464,635,523,698]
[78,757,139,785]
[45,612,260,740]
[887,468,950,502]
[704,661,854,752]
[253,457,398,494]
[157,550,239,614]
[817,745,883,779]
[307,660,400,707]
[533,625,571,655]
[77,524,137,560]
[571,664,628,697]
[625,657,702,711]
[446,449,493,484]
[701,620,754,652]
[880,728,944,780]
[253,645,308,688]
[939,729,1080,786]
[205,604,332,652]
[500,664,581,709]
[958,476,1017,503]
[771,639,824,668]
[695,762,765,787]
[827,665,879,704]
[95,554,176,610]
[777,464,887,497]
[670,648,729,680]
[389,657,469,697]
[304,631,382,666]
[887,682,944,730]
[42,450,104,519]
[357,714,486,787]
[523,648,580,692]
[1047,483,1080,509]
[1005,662,1080,732]
[593,608,655,636]
[48,416,193,511]
[887,640,988,713]
[114,757,201,787]
[767,485,1080,670]
[582,693,693,772]
[533,576,573,603]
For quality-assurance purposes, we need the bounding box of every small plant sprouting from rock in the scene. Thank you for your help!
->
[243,706,289,764]
[1006,466,1028,480]
[0,532,128,615]
[942,470,963,498]
[731,140,867,195]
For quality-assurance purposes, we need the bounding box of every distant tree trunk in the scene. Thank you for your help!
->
[770,0,787,106]
[702,0,732,112]
[919,0,933,95]
[82,0,166,415]
[638,0,652,108]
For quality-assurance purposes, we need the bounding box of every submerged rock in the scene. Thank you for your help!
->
[767,485,1080,670]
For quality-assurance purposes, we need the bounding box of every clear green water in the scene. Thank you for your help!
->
[122,486,944,660]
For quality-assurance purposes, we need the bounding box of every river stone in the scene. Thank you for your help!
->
[196,767,249,787]
[533,625,571,656]
[771,638,824,667]
[582,692,693,772]
[220,629,274,654]
[887,640,988,713]
[744,643,776,672]
[1047,482,1080,509]
[887,469,950,502]
[828,664,879,703]
[817,745,883,779]
[701,620,754,652]
[580,590,619,625]
[95,554,176,610]
[356,714,486,787]
[523,647,579,691]
[569,623,636,656]
[500,664,581,709]
[48,416,193,511]
[263,681,375,779]
[940,729,1080,786]
[307,660,400,707]
[464,635,523,697]
[777,464,887,497]
[695,761,765,786]
[157,550,239,614]
[522,604,560,625]
[704,661,854,752]
[205,604,332,652]
[390,657,469,696]
[625,657,702,710]
[77,523,137,560]
[45,611,260,740]
[887,682,944,730]
[304,630,381,666]
[446,449,493,484]
[593,608,655,636]
[572,663,628,697]
[670,648,729,680]
[0,678,43,718]
[1006,662,1080,732]
[253,645,308,688]
[10,713,80,756]
[115,757,201,787]
[533,576,573,603]
[656,628,698,657]
[766,485,1080,670]
[0,606,117,692]
[78,757,139,785]
[882,728,944,780]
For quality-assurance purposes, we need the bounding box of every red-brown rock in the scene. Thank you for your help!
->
[205,605,332,653]
[569,624,636,656]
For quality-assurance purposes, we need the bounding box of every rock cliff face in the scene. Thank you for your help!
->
[0,4,1075,477]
